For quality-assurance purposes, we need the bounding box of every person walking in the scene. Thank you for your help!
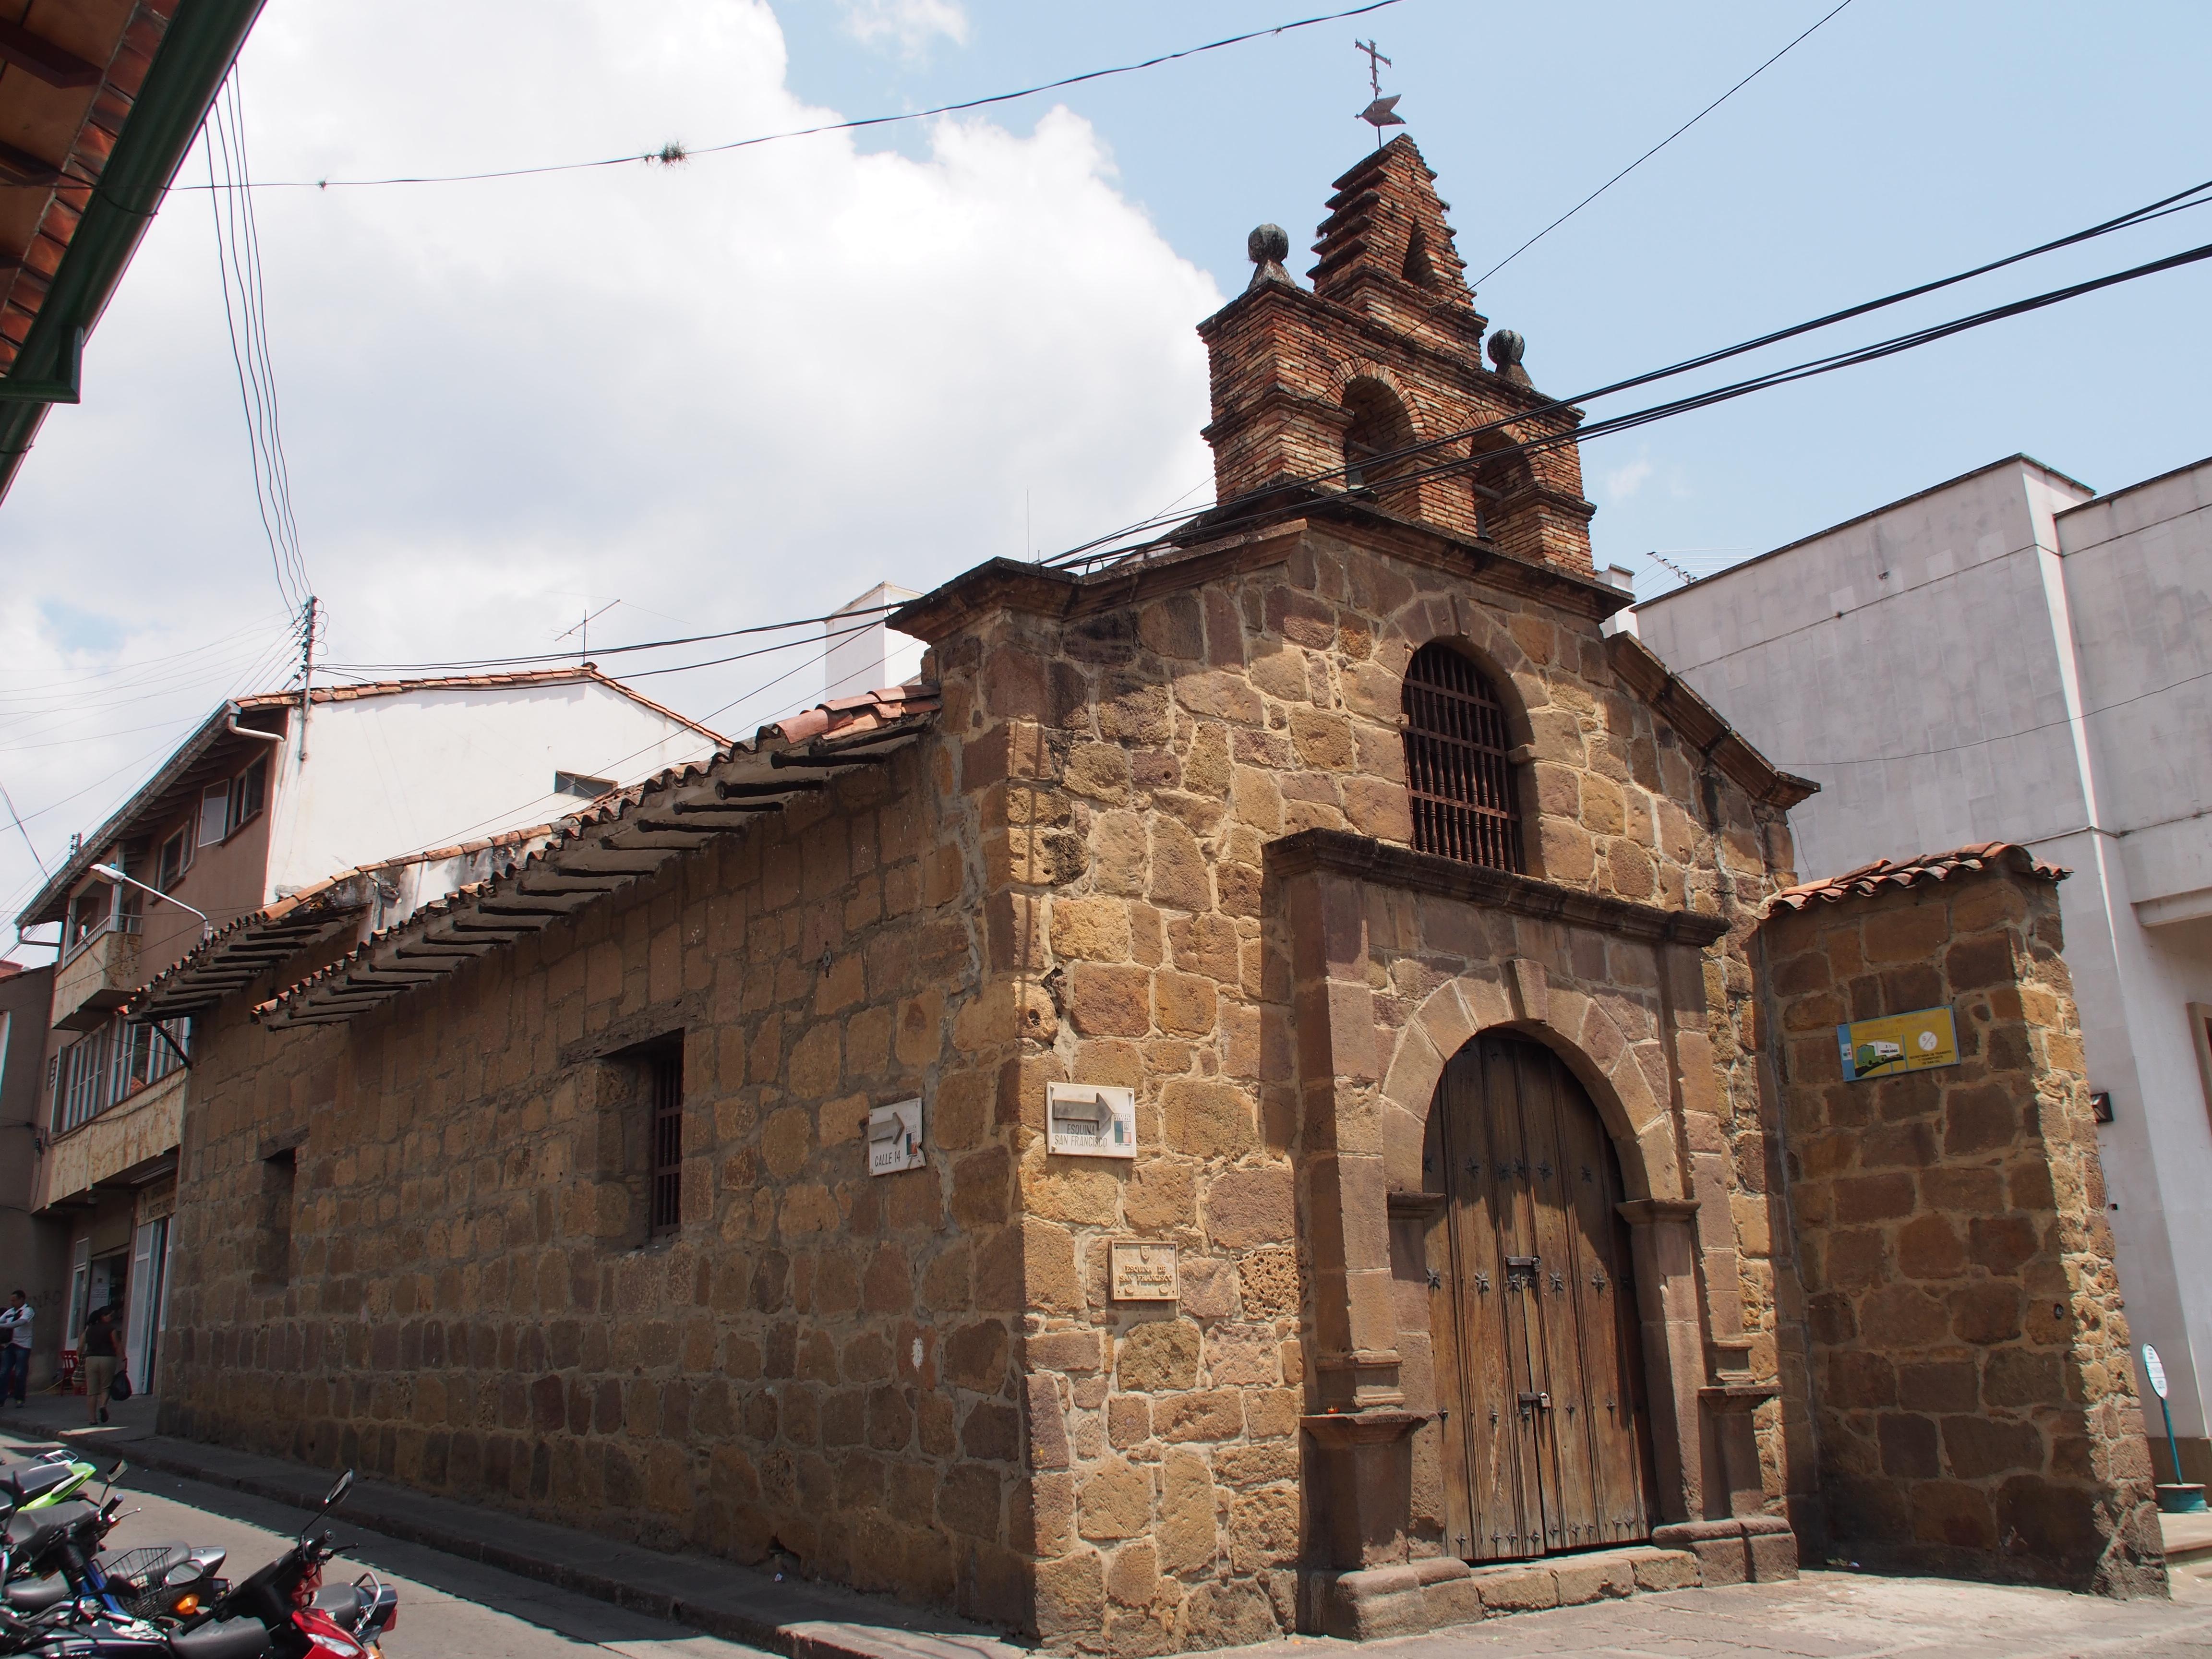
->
[79,1297,122,1425]
[0,1291,31,1407]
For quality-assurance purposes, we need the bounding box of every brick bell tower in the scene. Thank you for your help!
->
[1197,134,1597,575]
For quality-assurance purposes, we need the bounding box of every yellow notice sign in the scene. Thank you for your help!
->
[1837,1006,1960,1081]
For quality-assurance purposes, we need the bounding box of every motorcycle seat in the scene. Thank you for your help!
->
[5,1498,97,1558]
[0,1461,77,1505]
[4,1574,71,1613]
[311,1582,368,1623]
[168,1617,272,1659]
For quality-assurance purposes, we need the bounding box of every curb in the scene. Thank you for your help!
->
[62,1429,1028,1659]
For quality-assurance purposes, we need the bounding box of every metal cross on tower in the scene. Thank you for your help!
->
[1355,38,1405,148]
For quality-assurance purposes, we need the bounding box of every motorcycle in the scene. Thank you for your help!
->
[5,1463,226,1630]
[0,1457,97,1515]
[1,1465,394,1658]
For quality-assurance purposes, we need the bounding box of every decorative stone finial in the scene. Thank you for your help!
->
[1246,223,1293,291]
[1487,328,1531,387]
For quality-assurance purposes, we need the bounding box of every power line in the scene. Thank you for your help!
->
[1038,177,2212,570]
[1777,663,2212,771]
[1476,0,1860,286]
[205,75,313,614]
[317,601,904,676]
[154,0,1410,195]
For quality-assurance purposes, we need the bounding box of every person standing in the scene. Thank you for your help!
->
[79,1297,122,1425]
[0,1291,31,1407]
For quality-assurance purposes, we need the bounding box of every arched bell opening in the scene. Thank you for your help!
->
[1418,1030,1656,1562]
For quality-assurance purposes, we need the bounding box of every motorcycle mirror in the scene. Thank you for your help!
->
[300,1468,355,1540]
[108,1461,127,1483]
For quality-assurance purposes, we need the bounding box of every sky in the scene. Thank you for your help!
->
[2,0,2209,958]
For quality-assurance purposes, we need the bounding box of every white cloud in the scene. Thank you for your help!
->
[1602,456,1654,502]
[0,0,1220,950]
[839,0,969,54]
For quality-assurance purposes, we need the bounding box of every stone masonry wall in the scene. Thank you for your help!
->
[927,519,1805,1651]
[1758,860,2164,1594]
[166,745,1053,1629]
[170,515,1812,1652]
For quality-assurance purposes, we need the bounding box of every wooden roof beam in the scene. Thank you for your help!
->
[0,20,102,88]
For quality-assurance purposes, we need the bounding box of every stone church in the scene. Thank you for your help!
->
[161,137,2161,1650]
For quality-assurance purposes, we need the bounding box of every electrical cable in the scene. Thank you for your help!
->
[225,74,313,603]
[148,0,1411,194]
[317,601,904,676]
[206,116,294,613]
[1475,0,1860,285]
[1777,662,2212,771]
[1036,183,2212,570]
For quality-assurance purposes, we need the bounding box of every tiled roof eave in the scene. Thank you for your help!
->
[1766,841,2069,916]
[252,694,938,1031]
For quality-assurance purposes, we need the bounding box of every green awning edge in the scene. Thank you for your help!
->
[0,0,267,502]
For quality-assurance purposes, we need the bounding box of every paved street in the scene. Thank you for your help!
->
[15,1412,2212,1658]
[4,1424,762,1659]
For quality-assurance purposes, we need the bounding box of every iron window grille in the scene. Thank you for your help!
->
[1403,643,1523,872]
[648,1044,684,1237]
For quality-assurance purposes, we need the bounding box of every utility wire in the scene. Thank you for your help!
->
[205,75,314,614]
[319,601,905,676]
[156,0,1409,194]
[1476,0,1859,285]
[1037,176,2212,570]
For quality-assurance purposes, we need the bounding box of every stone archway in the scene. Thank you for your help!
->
[1376,971,1705,1534]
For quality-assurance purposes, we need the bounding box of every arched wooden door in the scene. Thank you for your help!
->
[1425,1033,1652,1562]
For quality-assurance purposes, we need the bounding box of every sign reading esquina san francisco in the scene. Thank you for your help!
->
[1836,1005,1960,1082]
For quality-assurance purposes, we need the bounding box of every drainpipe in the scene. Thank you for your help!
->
[224,704,284,745]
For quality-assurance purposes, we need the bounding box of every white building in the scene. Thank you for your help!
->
[11,667,721,1403]
[1634,453,2212,1482]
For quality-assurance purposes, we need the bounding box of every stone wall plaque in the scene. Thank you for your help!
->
[1109,1241,1178,1302]
[867,1098,925,1176]
[1046,1082,1137,1158]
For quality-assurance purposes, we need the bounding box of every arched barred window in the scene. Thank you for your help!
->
[1402,643,1522,872]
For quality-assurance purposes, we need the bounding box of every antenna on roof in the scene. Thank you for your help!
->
[1355,38,1403,150]
[556,600,622,668]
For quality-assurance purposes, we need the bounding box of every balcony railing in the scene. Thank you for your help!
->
[51,1014,189,1135]
[60,908,140,967]
[53,916,145,1032]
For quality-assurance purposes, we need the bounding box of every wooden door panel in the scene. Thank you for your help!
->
[1440,1043,1532,1560]
[1552,1058,1649,1545]
[1519,1047,1599,1555]
[1432,1034,1653,1563]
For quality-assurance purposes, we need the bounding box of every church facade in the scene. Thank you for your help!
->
[160,138,2161,1651]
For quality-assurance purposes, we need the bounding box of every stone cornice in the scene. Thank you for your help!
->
[1264,829,1733,948]
[1605,633,1819,811]
[891,495,1628,645]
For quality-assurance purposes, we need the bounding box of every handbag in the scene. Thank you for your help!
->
[108,1367,132,1403]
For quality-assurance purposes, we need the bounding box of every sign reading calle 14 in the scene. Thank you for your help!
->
[1836,1005,1960,1082]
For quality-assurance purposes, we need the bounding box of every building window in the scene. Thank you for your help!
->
[51,1014,190,1134]
[1403,642,1522,872]
[648,1043,684,1237]
[555,770,617,800]
[197,782,229,847]
[231,757,267,831]
[255,1147,297,1286]
[156,826,191,892]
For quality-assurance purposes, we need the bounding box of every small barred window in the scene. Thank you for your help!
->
[1402,643,1522,872]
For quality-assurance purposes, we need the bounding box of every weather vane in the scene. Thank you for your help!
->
[1356,38,1404,149]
